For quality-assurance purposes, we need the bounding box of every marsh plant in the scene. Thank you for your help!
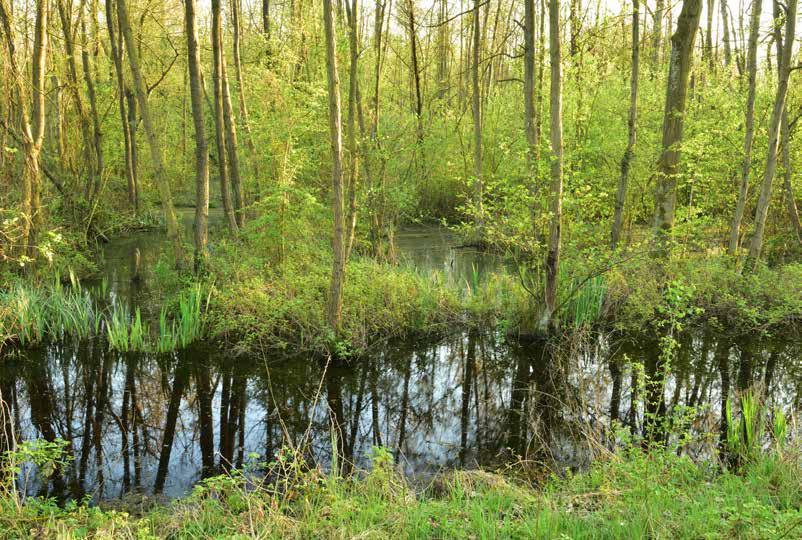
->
[0,279,211,353]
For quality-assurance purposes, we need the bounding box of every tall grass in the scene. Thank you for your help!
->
[0,279,210,352]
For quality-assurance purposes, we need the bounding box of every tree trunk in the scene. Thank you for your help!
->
[653,0,665,63]
[652,0,702,257]
[0,0,48,258]
[471,0,483,233]
[185,0,209,270]
[746,0,798,267]
[231,0,257,162]
[781,107,802,243]
[212,0,239,232]
[344,0,359,260]
[117,0,185,265]
[221,55,246,227]
[323,0,346,334]
[720,0,732,66]
[611,0,639,250]
[727,0,762,255]
[523,0,537,161]
[543,0,563,330]
[262,0,270,37]
[80,4,104,205]
[105,0,138,212]
[56,0,96,202]
[704,0,714,69]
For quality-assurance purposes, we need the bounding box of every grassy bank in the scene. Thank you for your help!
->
[1,443,799,539]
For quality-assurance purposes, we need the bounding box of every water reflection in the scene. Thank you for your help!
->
[1,330,799,500]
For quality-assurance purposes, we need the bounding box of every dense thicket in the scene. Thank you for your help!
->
[1,0,801,334]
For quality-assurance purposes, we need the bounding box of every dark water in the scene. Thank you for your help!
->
[1,220,800,500]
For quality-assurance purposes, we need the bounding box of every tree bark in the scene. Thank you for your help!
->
[523,0,537,161]
[105,0,138,212]
[611,0,639,250]
[56,0,96,202]
[185,0,209,270]
[212,0,239,232]
[652,0,702,257]
[720,0,732,66]
[117,0,185,265]
[80,4,104,205]
[323,0,347,334]
[344,0,360,260]
[727,0,762,254]
[746,0,798,267]
[471,0,484,233]
[543,0,563,330]
[0,0,48,258]
[221,55,246,227]
[653,0,665,63]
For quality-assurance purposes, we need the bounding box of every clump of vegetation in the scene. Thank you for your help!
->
[0,278,210,353]
[0,435,798,539]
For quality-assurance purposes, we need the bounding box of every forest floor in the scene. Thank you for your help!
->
[0,445,799,539]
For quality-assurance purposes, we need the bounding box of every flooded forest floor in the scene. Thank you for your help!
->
[0,215,801,538]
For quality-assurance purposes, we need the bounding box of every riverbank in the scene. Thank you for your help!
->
[1,444,798,539]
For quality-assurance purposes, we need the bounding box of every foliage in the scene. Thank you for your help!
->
[0,439,798,539]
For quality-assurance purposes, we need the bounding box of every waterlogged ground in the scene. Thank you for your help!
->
[1,219,800,500]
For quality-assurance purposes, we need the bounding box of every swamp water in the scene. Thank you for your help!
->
[1,221,800,500]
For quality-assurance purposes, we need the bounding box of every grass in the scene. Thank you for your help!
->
[0,279,210,353]
[0,443,798,539]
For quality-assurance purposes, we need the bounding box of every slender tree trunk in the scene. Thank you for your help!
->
[523,0,537,161]
[231,0,257,160]
[262,0,270,37]
[569,0,580,57]
[611,0,639,249]
[105,0,138,212]
[535,0,545,158]
[781,108,802,243]
[212,0,239,232]
[56,0,96,202]
[720,0,732,66]
[117,0,185,265]
[405,0,424,145]
[653,0,665,63]
[746,0,798,267]
[705,0,714,69]
[344,0,359,260]
[185,0,209,270]
[221,56,246,227]
[80,4,104,204]
[323,0,346,334]
[0,0,47,258]
[652,0,703,257]
[727,0,762,255]
[543,0,563,330]
[437,0,449,97]
[471,0,483,233]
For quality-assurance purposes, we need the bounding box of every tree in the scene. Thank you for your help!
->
[611,0,640,249]
[117,0,185,265]
[652,0,703,257]
[471,0,484,234]
[104,0,138,212]
[728,0,763,254]
[323,0,347,334]
[0,0,48,258]
[185,0,209,270]
[523,0,537,161]
[543,0,564,330]
[212,0,239,232]
[746,0,798,267]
